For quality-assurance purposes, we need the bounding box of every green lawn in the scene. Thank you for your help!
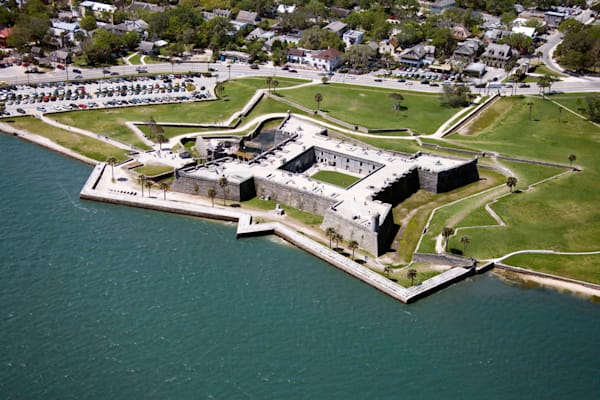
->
[52,77,309,147]
[311,170,361,188]
[503,253,600,284]
[134,163,174,177]
[128,53,143,65]
[422,96,600,282]
[7,117,130,162]
[242,197,323,225]
[551,92,598,119]
[279,83,466,134]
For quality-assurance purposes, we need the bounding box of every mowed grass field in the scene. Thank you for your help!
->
[311,170,360,188]
[421,96,600,282]
[7,117,130,162]
[52,77,308,146]
[279,83,464,134]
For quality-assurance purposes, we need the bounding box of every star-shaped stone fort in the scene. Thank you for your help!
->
[172,115,479,255]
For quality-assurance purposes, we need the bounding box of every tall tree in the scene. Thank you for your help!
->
[568,154,576,168]
[527,101,534,120]
[314,92,323,111]
[208,188,216,207]
[139,174,146,197]
[265,76,273,93]
[155,134,168,151]
[159,182,169,200]
[348,240,359,259]
[271,79,279,94]
[442,227,455,252]
[506,176,518,192]
[388,92,405,114]
[145,180,154,196]
[407,268,417,286]
[218,175,228,206]
[106,157,117,181]
[326,227,336,249]
[460,235,470,254]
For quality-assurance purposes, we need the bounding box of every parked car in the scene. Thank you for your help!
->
[16,108,25,114]
[250,64,259,70]
[518,83,530,88]
[72,68,82,74]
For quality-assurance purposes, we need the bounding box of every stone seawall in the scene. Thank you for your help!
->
[412,252,477,268]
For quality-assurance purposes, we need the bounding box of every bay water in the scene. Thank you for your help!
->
[1,134,599,399]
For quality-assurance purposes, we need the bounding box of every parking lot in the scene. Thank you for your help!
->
[0,73,215,117]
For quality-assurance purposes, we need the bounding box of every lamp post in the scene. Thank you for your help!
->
[227,64,231,81]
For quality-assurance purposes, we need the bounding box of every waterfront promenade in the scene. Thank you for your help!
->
[80,162,475,304]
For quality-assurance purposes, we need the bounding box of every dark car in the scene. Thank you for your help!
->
[518,83,530,88]
[374,78,382,82]
[16,108,26,114]
[288,69,297,73]
[72,68,82,74]
[250,64,259,70]
[110,72,120,76]
[281,66,289,71]
[420,79,430,85]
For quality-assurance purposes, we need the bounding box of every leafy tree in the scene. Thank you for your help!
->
[218,175,228,205]
[271,79,279,94]
[215,81,225,98]
[432,28,456,57]
[270,39,288,66]
[326,227,336,248]
[407,268,417,286]
[348,240,358,259]
[208,188,216,207]
[585,94,600,123]
[80,15,97,32]
[343,44,375,70]
[568,154,576,168]
[440,85,471,108]
[298,26,344,51]
[537,74,558,97]
[106,157,117,181]
[499,33,533,55]
[314,92,323,111]
[506,176,518,192]
[460,235,470,254]
[558,19,584,35]
[395,20,424,48]
[156,134,168,151]
[442,227,455,252]
[388,92,405,114]
[555,24,600,73]
[321,76,329,84]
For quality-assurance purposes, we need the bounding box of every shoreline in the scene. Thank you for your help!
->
[5,126,600,304]
[493,264,600,300]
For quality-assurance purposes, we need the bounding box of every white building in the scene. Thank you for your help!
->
[342,30,364,48]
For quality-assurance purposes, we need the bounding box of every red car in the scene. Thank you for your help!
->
[56,64,65,70]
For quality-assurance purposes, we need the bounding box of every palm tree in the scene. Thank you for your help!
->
[384,265,392,278]
[314,92,323,111]
[159,182,169,200]
[145,179,154,196]
[442,227,455,252]
[156,134,167,151]
[139,174,146,197]
[407,268,417,286]
[325,227,336,248]
[506,176,518,192]
[527,101,534,120]
[388,92,404,114]
[348,240,358,259]
[460,235,470,254]
[106,157,117,181]
[321,76,329,84]
[218,175,228,206]
[271,79,279,94]
[568,154,576,168]
[333,232,343,250]
[265,76,273,93]
[208,188,216,207]
[215,81,225,98]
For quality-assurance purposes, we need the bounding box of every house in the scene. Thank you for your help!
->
[453,38,482,63]
[230,20,249,31]
[464,62,487,77]
[49,49,71,64]
[545,11,566,28]
[264,34,301,51]
[323,21,348,36]
[451,25,470,40]
[277,4,296,14]
[203,9,232,21]
[30,46,43,58]
[0,27,11,48]
[398,44,435,67]
[429,0,456,15]
[511,26,536,38]
[127,1,164,13]
[330,7,351,18]
[379,38,399,55]
[221,50,250,63]
[308,48,343,71]
[79,1,117,23]
[480,43,513,68]
[48,21,82,48]
[236,10,259,25]
[484,28,512,43]
[246,28,275,41]
[287,48,306,65]
[137,40,155,54]
[342,30,364,48]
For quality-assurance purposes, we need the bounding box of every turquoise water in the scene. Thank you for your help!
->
[1,134,599,399]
